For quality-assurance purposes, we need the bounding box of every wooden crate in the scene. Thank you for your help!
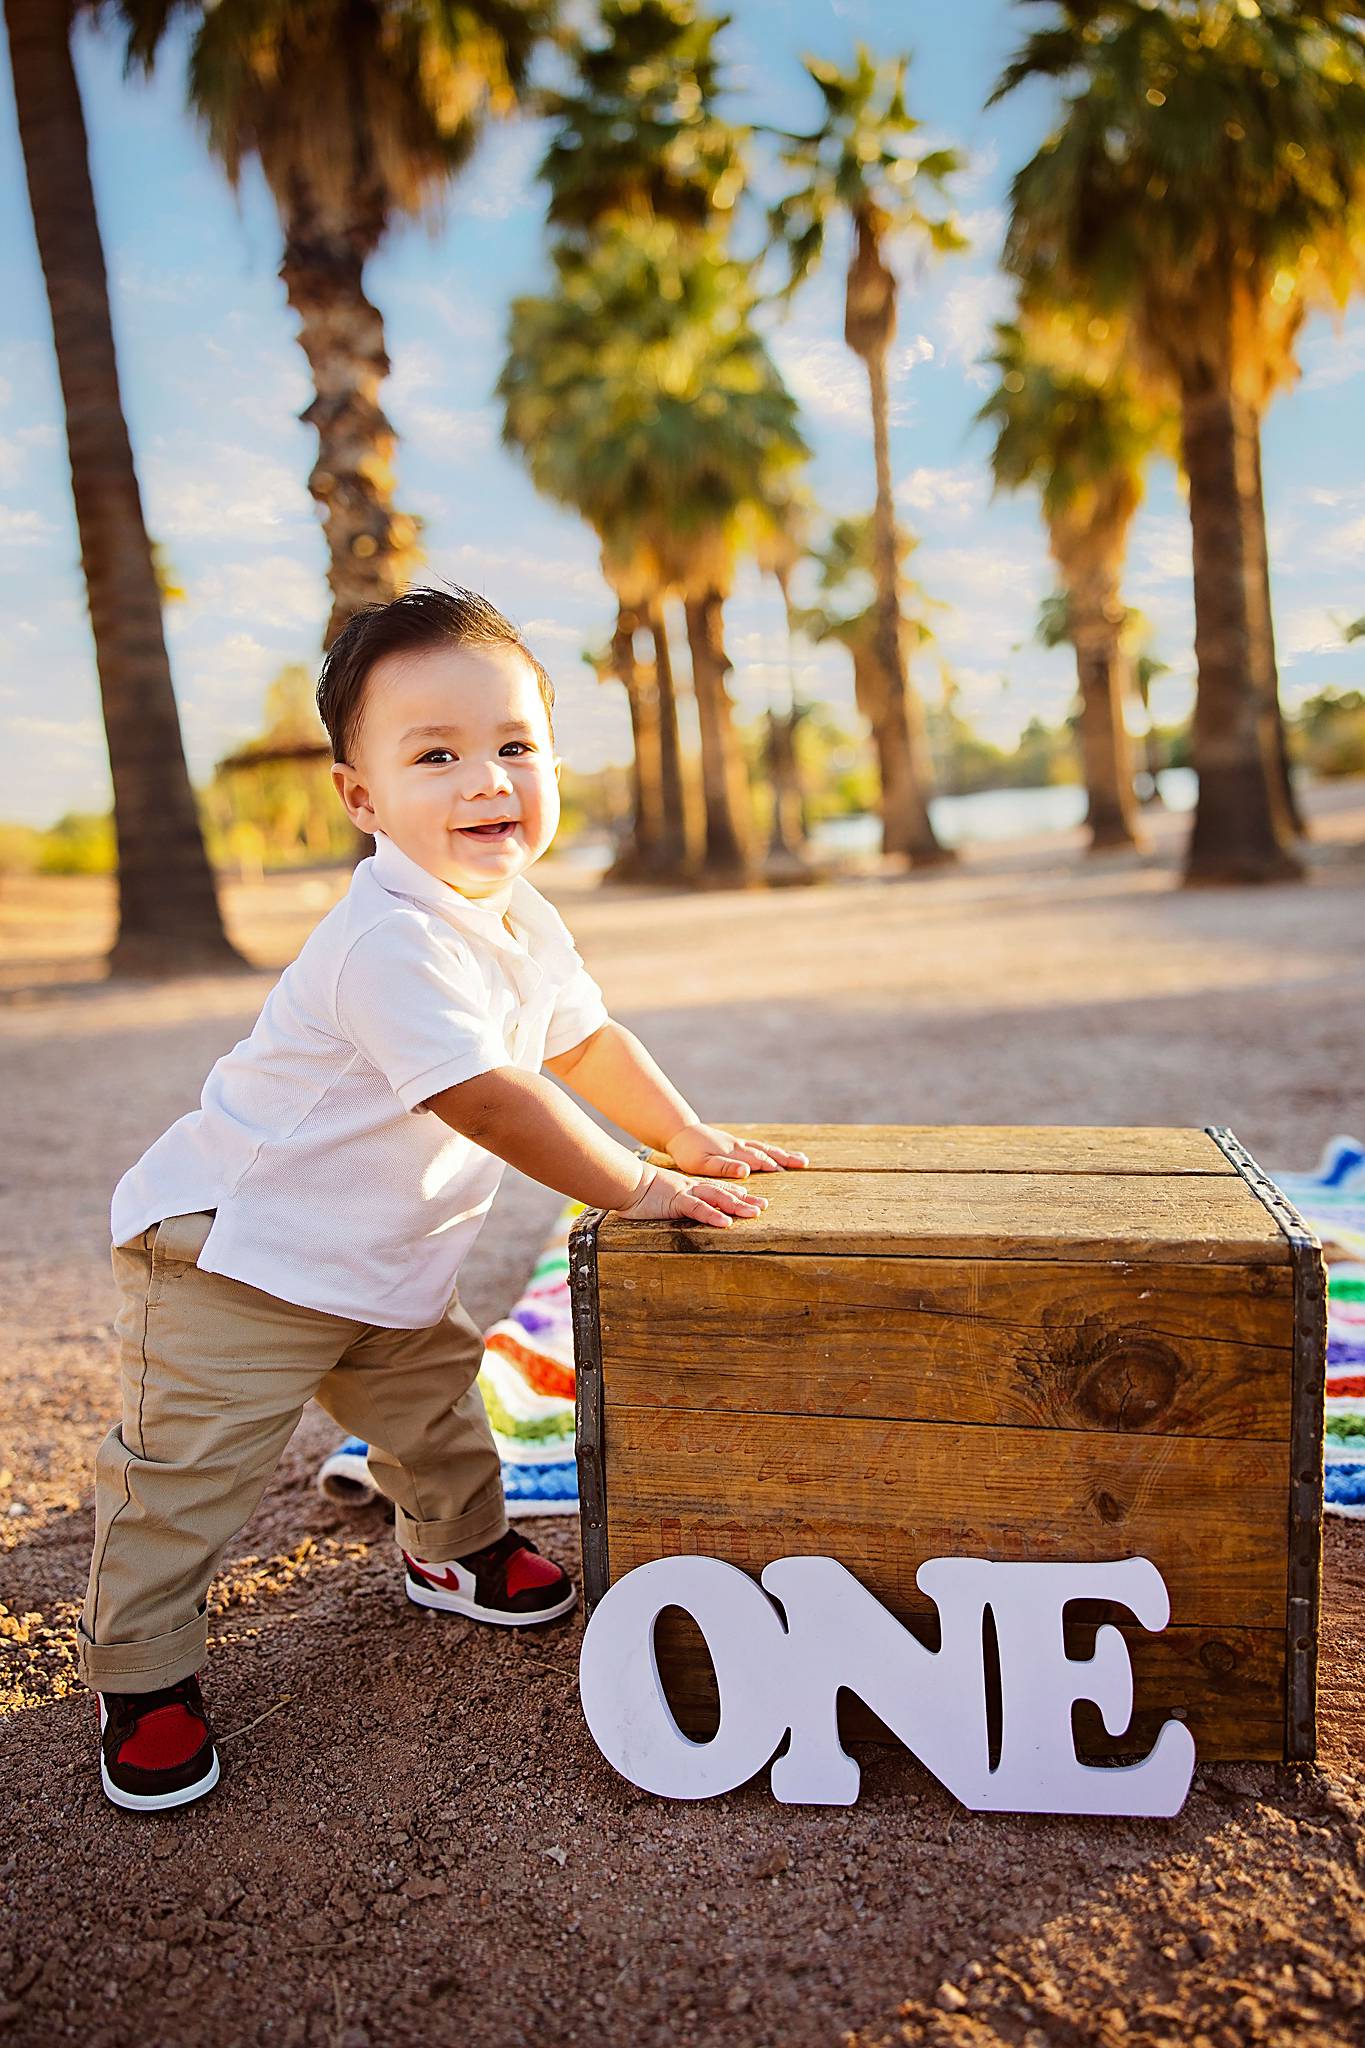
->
[568,1125,1326,1764]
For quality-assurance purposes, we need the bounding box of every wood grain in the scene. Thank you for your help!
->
[604,1409,1290,1628]
[646,1124,1238,1176]
[599,1169,1290,1262]
[597,1252,1294,1439]
[648,1608,1287,1762]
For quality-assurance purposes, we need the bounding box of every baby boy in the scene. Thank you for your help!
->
[82,584,806,1812]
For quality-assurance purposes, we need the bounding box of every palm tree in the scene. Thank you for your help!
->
[596,522,690,881]
[1054,596,1174,806]
[500,222,808,883]
[992,0,1365,883]
[117,0,556,648]
[6,0,243,975]
[1241,289,1321,837]
[531,0,750,879]
[1132,645,1170,805]
[585,604,663,880]
[536,0,746,242]
[752,488,818,878]
[789,513,941,859]
[979,313,1172,851]
[769,45,964,866]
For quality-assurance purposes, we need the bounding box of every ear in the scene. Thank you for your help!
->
[332,760,378,834]
[554,756,563,784]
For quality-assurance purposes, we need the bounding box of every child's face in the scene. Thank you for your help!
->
[332,641,561,904]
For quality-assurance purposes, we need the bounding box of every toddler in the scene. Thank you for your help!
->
[82,584,807,1811]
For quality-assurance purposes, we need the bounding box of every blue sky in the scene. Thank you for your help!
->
[3,0,1364,829]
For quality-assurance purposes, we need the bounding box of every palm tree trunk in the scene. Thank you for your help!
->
[1073,639,1142,849]
[604,602,661,880]
[862,344,953,867]
[767,573,811,871]
[279,216,420,649]
[1179,376,1302,885]
[644,600,688,875]
[764,708,811,878]
[1056,551,1142,853]
[6,0,243,975]
[1246,427,1307,838]
[1133,673,1166,805]
[683,589,751,881]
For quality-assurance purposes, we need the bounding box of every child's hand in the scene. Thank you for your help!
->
[664,1122,810,1179]
[613,1163,769,1229]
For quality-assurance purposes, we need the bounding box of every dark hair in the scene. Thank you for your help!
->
[316,584,556,764]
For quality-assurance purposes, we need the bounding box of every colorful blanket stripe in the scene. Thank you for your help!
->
[1269,1137,1365,1521]
[478,1203,582,1516]
[315,1201,583,1518]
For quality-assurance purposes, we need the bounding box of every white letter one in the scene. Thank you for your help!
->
[577,1554,1196,1816]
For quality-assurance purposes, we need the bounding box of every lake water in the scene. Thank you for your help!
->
[560,768,1199,871]
[814,767,1198,854]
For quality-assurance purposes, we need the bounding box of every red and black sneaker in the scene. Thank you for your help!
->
[404,1529,576,1626]
[97,1674,220,1812]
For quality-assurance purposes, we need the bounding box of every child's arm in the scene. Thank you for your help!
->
[422,1066,768,1228]
[543,1020,809,1178]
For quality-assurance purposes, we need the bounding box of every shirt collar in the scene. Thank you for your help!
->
[367,831,566,962]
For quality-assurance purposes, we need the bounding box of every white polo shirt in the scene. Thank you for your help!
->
[110,832,610,1327]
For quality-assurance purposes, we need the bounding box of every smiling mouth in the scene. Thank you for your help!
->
[458,820,518,840]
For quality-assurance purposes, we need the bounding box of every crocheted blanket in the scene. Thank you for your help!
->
[1268,1137,1365,1521]
[316,1200,582,1520]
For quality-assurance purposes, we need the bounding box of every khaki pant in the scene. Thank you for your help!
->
[78,1210,507,1694]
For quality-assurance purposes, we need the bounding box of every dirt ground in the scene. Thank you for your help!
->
[1,782,1363,2048]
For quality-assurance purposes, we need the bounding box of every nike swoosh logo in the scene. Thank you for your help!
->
[411,1560,463,1592]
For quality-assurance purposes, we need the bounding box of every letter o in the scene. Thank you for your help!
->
[578,1557,789,1799]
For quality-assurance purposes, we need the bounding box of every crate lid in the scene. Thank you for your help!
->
[598,1124,1294,1264]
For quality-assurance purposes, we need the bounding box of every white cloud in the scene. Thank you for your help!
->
[0,424,60,487]
[172,630,275,705]
[440,541,601,598]
[1126,513,1191,591]
[399,403,498,457]
[1277,604,1350,663]
[1290,482,1365,511]
[772,333,870,426]
[897,463,987,520]
[398,282,500,348]
[9,713,101,748]
[772,323,932,429]
[955,138,1000,198]
[142,444,309,540]
[459,121,543,222]
[389,342,447,401]
[950,663,1015,706]
[917,539,1044,600]
[956,205,1006,258]
[179,553,325,632]
[0,507,58,546]
[389,348,500,454]
[521,616,588,644]
[1301,325,1365,392]
[110,256,208,309]
[1321,514,1365,557]
[931,272,1014,387]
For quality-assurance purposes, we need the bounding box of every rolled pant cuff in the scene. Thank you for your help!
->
[396,1484,508,1562]
[76,1608,207,1694]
